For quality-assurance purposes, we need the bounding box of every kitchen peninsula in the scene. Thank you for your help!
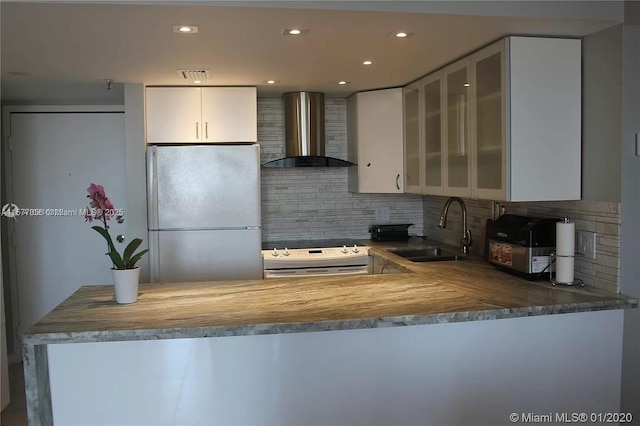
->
[23,247,637,426]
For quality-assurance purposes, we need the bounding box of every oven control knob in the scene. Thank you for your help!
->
[272,248,279,257]
[283,248,290,256]
[341,245,349,254]
[352,245,359,254]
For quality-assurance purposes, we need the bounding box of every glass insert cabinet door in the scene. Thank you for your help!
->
[422,74,443,195]
[444,62,471,197]
[403,85,422,193]
[472,41,506,200]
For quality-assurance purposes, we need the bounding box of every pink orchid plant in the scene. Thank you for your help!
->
[85,183,148,270]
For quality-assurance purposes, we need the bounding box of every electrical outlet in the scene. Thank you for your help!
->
[577,230,597,259]
[374,207,390,222]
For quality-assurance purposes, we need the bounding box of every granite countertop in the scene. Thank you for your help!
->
[24,239,637,345]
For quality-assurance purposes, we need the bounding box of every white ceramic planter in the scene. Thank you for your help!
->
[111,267,140,304]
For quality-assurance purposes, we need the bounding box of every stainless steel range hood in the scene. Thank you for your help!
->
[262,92,353,167]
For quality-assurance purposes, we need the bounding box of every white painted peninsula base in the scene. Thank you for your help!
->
[47,310,623,426]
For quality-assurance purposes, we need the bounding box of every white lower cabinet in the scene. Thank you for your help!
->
[347,88,404,193]
[48,311,623,425]
[404,36,581,201]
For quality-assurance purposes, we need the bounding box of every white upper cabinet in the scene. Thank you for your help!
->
[422,73,444,195]
[201,87,258,143]
[500,37,581,201]
[145,87,257,144]
[347,88,403,193]
[471,37,581,201]
[403,84,422,194]
[146,88,202,143]
[471,41,506,200]
[443,61,472,198]
[403,36,581,202]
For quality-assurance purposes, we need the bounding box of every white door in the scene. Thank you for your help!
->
[8,112,128,331]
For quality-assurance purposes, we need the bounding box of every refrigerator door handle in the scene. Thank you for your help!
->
[148,231,160,283]
[147,145,159,230]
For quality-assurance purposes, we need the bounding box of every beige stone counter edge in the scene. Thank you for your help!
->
[23,297,637,346]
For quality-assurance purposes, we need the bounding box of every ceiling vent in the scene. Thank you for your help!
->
[177,69,211,81]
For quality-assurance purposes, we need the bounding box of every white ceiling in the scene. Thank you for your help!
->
[0,1,619,100]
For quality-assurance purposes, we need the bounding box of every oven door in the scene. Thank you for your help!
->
[264,265,370,279]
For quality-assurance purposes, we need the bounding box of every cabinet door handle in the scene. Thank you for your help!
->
[396,174,400,190]
[196,122,199,140]
[205,122,208,139]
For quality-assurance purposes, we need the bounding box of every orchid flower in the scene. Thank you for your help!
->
[85,183,149,270]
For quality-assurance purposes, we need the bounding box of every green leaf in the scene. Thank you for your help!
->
[91,226,116,253]
[125,249,150,269]
[107,250,125,270]
[122,238,143,265]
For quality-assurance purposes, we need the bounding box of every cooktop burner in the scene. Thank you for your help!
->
[262,239,368,250]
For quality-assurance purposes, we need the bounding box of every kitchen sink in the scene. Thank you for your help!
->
[385,246,464,262]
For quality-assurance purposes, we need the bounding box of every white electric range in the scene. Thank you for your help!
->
[262,240,370,278]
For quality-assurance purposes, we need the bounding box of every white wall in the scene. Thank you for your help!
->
[582,25,622,202]
[0,81,124,105]
[48,310,624,426]
[619,3,640,414]
[124,84,150,283]
[0,130,9,410]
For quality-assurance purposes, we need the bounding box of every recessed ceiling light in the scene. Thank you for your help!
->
[463,83,470,87]
[338,81,349,85]
[362,60,373,66]
[282,28,308,36]
[265,80,279,84]
[393,31,414,38]
[193,80,202,84]
[173,25,199,34]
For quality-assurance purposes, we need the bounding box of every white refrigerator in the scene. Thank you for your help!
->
[147,144,263,283]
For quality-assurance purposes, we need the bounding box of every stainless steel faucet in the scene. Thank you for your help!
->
[438,197,473,254]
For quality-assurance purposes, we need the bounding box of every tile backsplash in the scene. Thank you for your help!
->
[424,196,621,293]
[259,97,424,242]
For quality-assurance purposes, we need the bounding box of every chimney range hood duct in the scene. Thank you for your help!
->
[262,92,353,167]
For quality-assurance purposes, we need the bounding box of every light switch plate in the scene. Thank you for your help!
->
[577,230,597,259]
